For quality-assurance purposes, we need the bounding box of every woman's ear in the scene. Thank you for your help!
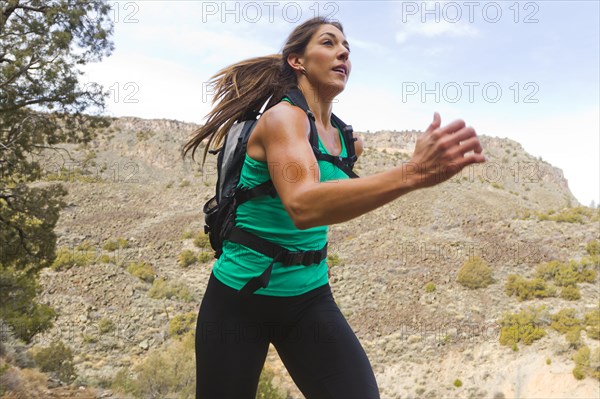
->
[287,53,304,74]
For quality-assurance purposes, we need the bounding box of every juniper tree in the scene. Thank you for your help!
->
[0,0,114,342]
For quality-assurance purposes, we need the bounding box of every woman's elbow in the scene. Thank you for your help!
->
[287,200,314,230]
[293,220,312,230]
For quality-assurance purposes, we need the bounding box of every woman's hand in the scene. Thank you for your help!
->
[407,112,486,189]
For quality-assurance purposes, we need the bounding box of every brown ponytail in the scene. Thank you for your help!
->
[181,17,344,166]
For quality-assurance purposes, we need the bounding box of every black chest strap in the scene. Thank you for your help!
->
[227,226,328,296]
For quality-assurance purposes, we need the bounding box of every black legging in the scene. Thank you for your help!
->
[195,272,380,399]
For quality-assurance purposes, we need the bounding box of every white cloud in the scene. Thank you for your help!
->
[395,19,479,45]
[393,0,480,45]
[116,19,277,66]
[82,52,212,126]
[423,45,454,57]
[395,31,409,44]
[348,36,389,56]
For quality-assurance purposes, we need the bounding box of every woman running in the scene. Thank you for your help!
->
[183,16,485,399]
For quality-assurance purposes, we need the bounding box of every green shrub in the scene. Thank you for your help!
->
[103,237,129,252]
[536,207,593,223]
[181,230,195,240]
[550,308,583,334]
[546,358,551,365]
[538,213,550,221]
[126,262,155,283]
[578,267,597,283]
[31,340,77,384]
[499,306,547,349]
[257,366,287,399]
[117,332,196,398]
[327,254,342,267]
[579,255,599,270]
[592,347,600,380]
[178,250,197,268]
[573,346,591,380]
[111,368,137,396]
[574,345,590,366]
[136,130,155,141]
[560,285,581,300]
[198,251,214,263]
[98,318,115,334]
[453,379,462,387]
[424,282,436,293]
[586,240,600,256]
[536,260,597,285]
[558,207,590,223]
[148,278,193,302]
[573,365,586,380]
[535,260,563,281]
[99,254,111,263]
[168,313,197,337]
[554,262,582,287]
[456,256,493,289]
[584,307,600,340]
[51,246,93,270]
[565,327,582,348]
[193,232,210,249]
[82,333,98,344]
[126,262,156,283]
[504,274,557,301]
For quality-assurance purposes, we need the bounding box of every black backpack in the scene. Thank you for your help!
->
[202,87,359,295]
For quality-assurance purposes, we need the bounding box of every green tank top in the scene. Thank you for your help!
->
[212,98,350,296]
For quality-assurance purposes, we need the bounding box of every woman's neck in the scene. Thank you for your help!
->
[297,82,337,129]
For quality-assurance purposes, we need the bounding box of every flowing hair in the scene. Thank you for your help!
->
[181,16,344,166]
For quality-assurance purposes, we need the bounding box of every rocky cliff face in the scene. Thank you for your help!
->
[22,117,599,398]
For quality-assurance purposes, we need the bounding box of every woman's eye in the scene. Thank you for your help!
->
[323,40,333,46]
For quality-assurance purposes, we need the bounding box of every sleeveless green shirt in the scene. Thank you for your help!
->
[212,98,351,296]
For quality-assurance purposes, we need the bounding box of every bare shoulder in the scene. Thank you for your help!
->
[247,101,311,162]
[259,101,310,139]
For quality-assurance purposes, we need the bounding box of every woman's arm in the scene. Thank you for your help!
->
[257,103,484,230]
[353,132,364,157]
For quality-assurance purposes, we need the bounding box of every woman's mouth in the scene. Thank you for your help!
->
[332,66,347,77]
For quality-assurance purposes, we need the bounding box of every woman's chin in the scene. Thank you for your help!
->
[318,81,347,98]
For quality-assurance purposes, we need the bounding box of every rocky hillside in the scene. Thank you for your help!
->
[7,116,599,398]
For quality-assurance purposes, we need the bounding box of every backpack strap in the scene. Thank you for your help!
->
[229,225,328,297]
[234,180,277,205]
[284,88,359,179]
[314,114,359,179]
[331,113,358,165]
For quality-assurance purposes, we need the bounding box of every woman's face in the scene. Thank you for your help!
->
[300,24,351,96]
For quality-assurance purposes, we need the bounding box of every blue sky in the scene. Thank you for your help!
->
[84,0,600,206]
